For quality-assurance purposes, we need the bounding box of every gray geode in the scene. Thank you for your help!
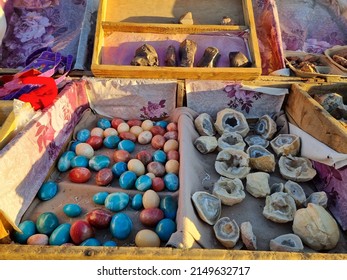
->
[212,177,245,206]
[218,132,246,151]
[214,108,249,137]
[254,115,277,140]
[270,134,300,156]
[194,113,216,136]
[213,217,240,249]
[305,191,328,208]
[263,192,297,223]
[247,145,276,173]
[194,136,218,154]
[192,191,221,225]
[284,180,306,208]
[269,233,304,252]
[278,155,317,182]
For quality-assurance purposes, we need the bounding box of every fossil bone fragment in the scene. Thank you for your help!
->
[229,51,251,67]
[194,136,218,154]
[217,132,246,151]
[254,115,277,140]
[246,172,270,198]
[214,108,249,137]
[270,134,300,156]
[194,113,216,136]
[263,192,297,223]
[213,217,240,249]
[215,148,250,179]
[130,44,159,66]
[278,155,317,182]
[165,45,177,67]
[197,47,221,67]
[192,191,221,225]
[212,176,245,206]
[247,145,276,172]
[179,39,197,67]
[269,233,304,252]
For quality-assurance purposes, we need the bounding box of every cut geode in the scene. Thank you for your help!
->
[269,233,304,252]
[229,51,251,67]
[197,47,221,67]
[165,45,177,67]
[192,191,221,225]
[305,191,328,208]
[247,145,276,172]
[263,192,297,223]
[217,132,246,151]
[284,180,306,208]
[254,115,277,140]
[130,44,159,66]
[212,176,245,206]
[244,134,269,148]
[214,108,249,137]
[179,39,197,67]
[278,155,317,182]
[194,113,216,136]
[270,182,284,194]
[213,217,240,249]
[215,148,251,179]
[246,172,270,198]
[270,134,300,156]
[194,136,218,154]
[240,221,257,250]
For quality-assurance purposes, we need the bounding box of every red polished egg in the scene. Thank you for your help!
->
[127,119,142,127]
[95,168,114,186]
[136,150,152,166]
[111,118,125,129]
[86,209,112,229]
[69,167,91,183]
[139,208,164,227]
[152,177,165,192]
[113,150,131,163]
[150,126,166,136]
[167,150,179,161]
[151,135,166,149]
[119,131,137,142]
[86,136,103,150]
[69,220,94,244]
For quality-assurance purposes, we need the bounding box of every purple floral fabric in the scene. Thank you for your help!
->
[140,100,168,120]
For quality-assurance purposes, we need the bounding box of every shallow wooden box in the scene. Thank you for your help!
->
[91,0,261,80]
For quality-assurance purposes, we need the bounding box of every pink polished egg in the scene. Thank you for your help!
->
[95,168,114,186]
[167,150,179,161]
[147,162,165,177]
[150,126,166,136]
[113,150,131,163]
[127,119,142,127]
[164,131,178,141]
[119,131,137,142]
[152,177,165,192]
[166,122,178,132]
[151,135,166,150]
[136,150,152,165]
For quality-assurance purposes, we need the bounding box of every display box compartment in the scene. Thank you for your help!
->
[91,0,261,80]
[285,82,347,154]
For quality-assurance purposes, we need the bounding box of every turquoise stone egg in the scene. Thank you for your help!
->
[97,118,111,129]
[63,204,82,217]
[135,175,152,191]
[131,193,143,210]
[69,140,82,152]
[155,218,177,242]
[36,212,59,235]
[103,135,121,149]
[155,121,168,129]
[57,151,76,172]
[118,139,135,153]
[152,150,167,164]
[103,240,117,246]
[80,237,101,246]
[111,162,128,178]
[93,191,109,205]
[119,171,137,189]
[159,196,177,220]
[104,192,130,212]
[12,220,36,244]
[76,128,91,142]
[49,223,71,245]
[164,173,179,191]
[89,155,111,171]
[110,213,133,240]
[37,181,58,201]
[70,155,89,168]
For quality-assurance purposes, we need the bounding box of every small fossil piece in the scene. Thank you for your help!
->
[270,134,300,156]
[192,191,221,225]
[194,136,218,154]
[244,134,269,148]
[179,39,197,67]
[214,108,249,137]
[215,148,251,179]
[165,45,177,67]
[305,191,328,208]
[197,47,221,67]
[292,203,340,251]
[240,221,257,250]
[194,113,216,136]
[269,233,304,252]
[179,12,194,25]
[130,44,159,66]
[229,51,251,67]
[263,192,297,223]
[221,16,233,25]
[212,176,245,206]
[213,217,240,249]
[247,145,276,172]
[278,155,317,182]
[246,172,270,198]
[284,180,306,208]
[217,132,246,151]
[254,115,277,140]
[270,182,284,194]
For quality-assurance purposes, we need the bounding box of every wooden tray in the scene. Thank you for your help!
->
[91,0,261,80]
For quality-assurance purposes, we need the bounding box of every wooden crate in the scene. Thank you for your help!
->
[91,0,261,80]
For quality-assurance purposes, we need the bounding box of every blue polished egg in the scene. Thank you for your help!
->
[152,150,167,164]
[80,237,101,246]
[155,121,168,129]
[164,173,179,191]
[103,240,117,246]
[93,191,109,205]
[69,140,82,152]
[63,204,82,217]
[103,135,121,149]
[12,220,36,244]
[49,223,71,245]
[110,213,133,240]
[76,128,91,142]
[135,175,152,191]
[104,192,130,212]
[57,151,76,172]
[119,171,137,189]
[89,155,111,171]
[131,193,143,210]
[111,162,128,178]
[97,118,111,130]
[159,196,178,220]
[37,181,58,201]
[70,155,89,168]
[36,212,59,235]
[155,218,177,242]
[118,139,135,153]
